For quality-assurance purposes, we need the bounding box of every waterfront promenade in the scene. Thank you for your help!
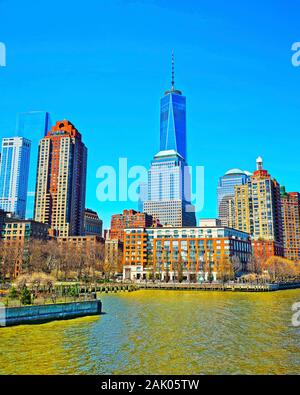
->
[95,281,300,293]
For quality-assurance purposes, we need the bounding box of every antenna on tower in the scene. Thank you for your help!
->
[171,50,175,90]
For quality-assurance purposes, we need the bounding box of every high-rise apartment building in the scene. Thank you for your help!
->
[110,209,156,242]
[143,56,196,227]
[34,120,87,237]
[0,137,31,218]
[217,169,251,228]
[235,157,283,259]
[235,183,252,234]
[280,186,300,261]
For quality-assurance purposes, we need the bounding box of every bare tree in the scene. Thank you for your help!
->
[216,256,234,283]
[246,254,261,275]
[231,255,242,276]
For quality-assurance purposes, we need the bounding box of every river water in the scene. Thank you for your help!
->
[0,290,300,375]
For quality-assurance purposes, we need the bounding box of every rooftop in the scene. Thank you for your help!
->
[154,150,184,159]
[225,168,252,176]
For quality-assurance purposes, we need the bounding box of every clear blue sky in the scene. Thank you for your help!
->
[0,0,300,228]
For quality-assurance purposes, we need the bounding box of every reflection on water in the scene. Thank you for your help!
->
[0,290,300,374]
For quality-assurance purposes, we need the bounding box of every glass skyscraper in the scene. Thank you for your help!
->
[138,182,148,212]
[17,111,52,218]
[160,90,186,160]
[160,52,186,160]
[144,55,195,227]
[0,137,31,218]
[144,150,196,227]
[17,111,51,138]
[217,169,251,228]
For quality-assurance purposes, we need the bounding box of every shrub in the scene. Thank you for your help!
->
[8,286,18,299]
[20,286,31,305]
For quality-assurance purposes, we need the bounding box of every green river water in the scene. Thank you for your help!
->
[0,290,300,375]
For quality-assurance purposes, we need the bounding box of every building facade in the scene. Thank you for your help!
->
[110,209,156,242]
[143,150,196,227]
[84,209,103,237]
[280,186,300,261]
[1,218,49,242]
[234,157,284,260]
[34,120,87,237]
[217,169,251,228]
[123,225,251,282]
[138,182,148,213]
[0,137,31,219]
[0,217,49,277]
[57,235,104,253]
[0,209,5,234]
[105,239,124,274]
[235,183,252,234]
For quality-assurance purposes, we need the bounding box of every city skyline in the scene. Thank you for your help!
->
[1,1,300,228]
[1,2,300,379]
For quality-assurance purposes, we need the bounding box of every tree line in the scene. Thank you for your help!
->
[1,238,300,285]
[0,238,120,283]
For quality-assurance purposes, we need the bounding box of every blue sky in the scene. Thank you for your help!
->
[0,0,300,228]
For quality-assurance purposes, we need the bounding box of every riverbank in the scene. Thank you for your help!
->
[1,300,102,327]
[95,282,300,293]
[136,281,300,292]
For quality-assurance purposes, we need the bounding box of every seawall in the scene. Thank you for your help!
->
[2,300,102,327]
[136,282,300,292]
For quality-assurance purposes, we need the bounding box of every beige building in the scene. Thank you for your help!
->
[234,157,284,260]
[235,184,251,234]
[105,239,123,274]
[57,235,104,253]
[0,217,49,277]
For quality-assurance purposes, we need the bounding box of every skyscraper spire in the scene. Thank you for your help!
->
[171,50,175,90]
[164,51,182,96]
